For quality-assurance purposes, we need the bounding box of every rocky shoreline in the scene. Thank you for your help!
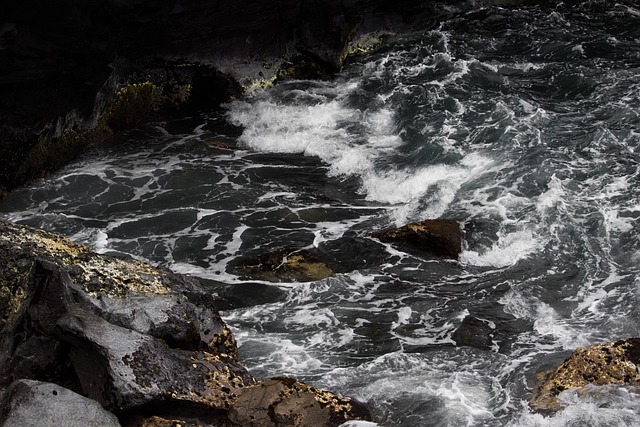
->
[2,1,640,424]
[0,218,370,426]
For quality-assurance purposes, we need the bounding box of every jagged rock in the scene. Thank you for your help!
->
[529,338,640,413]
[0,219,371,424]
[57,307,253,412]
[0,218,254,419]
[226,378,371,427]
[0,379,121,427]
[230,248,333,283]
[372,219,462,259]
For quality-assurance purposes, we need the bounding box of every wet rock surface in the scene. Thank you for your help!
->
[530,338,640,413]
[372,219,462,259]
[230,247,334,283]
[226,378,371,427]
[0,219,370,425]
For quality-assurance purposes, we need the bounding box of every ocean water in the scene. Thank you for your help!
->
[2,2,640,425]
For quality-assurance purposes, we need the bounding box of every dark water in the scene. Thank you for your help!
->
[3,2,640,425]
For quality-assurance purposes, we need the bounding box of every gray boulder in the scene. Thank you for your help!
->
[0,379,120,427]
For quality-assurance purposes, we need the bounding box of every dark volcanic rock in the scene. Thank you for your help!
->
[530,338,640,413]
[372,219,462,259]
[0,379,121,427]
[0,218,253,420]
[57,308,252,412]
[226,378,371,427]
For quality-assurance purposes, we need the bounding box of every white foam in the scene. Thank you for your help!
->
[460,229,539,268]
[434,372,496,425]
[93,229,110,254]
[363,152,495,224]
[339,421,380,427]
[533,303,590,350]
[391,306,412,330]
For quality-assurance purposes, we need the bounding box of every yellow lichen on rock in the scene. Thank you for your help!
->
[0,219,169,298]
[530,339,640,413]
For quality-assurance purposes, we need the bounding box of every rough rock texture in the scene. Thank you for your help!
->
[0,218,252,420]
[0,219,371,425]
[226,378,371,427]
[0,379,121,427]
[530,338,640,413]
[372,219,462,259]
[230,248,334,283]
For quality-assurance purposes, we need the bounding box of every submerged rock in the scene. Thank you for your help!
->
[530,338,640,413]
[0,379,121,427]
[230,248,333,283]
[452,316,499,352]
[451,314,529,353]
[226,378,371,427]
[372,219,462,259]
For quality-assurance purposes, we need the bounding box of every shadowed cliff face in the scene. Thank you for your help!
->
[0,0,445,197]
[0,0,548,197]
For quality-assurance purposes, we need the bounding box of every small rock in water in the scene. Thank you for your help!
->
[530,338,640,413]
[372,219,462,259]
[230,247,333,282]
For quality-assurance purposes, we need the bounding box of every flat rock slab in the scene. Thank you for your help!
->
[372,219,462,259]
[530,338,640,413]
[0,379,121,427]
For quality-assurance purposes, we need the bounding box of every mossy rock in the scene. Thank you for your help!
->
[530,339,640,413]
[230,248,333,283]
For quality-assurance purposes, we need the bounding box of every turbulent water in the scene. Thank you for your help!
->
[3,2,640,425]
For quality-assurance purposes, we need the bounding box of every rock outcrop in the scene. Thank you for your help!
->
[372,219,462,259]
[530,338,640,413]
[0,219,370,425]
